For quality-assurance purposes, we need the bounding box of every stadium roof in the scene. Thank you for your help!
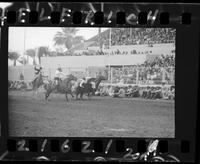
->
[70,29,110,52]
[86,29,110,42]
[70,41,95,52]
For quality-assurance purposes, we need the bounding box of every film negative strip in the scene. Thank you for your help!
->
[0,1,199,162]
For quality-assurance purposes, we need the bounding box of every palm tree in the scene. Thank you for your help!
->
[8,51,20,66]
[73,36,85,45]
[37,46,50,65]
[26,49,36,65]
[53,28,84,51]
[18,57,28,65]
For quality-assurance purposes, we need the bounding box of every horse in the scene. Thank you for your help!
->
[45,74,77,101]
[75,75,106,100]
[32,73,45,95]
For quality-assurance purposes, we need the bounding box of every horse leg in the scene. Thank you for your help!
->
[80,92,83,100]
[33,88,38,99]
[69,89,74,98]
[76,92,79,100]
[45,91,49,100]
[87,92,91,100]
[35,89,38,96]
[75,87,79,100]
[45,89,52,101]
[32,89,35,97]
[65,92,69,101]
[75,88,80,100]
[70,92,74,98]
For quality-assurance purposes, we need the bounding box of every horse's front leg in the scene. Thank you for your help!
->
[32,88,38,99]
[75,92,79,100]
[65,93,69,101]
[68,90,74,98]
[80,92,84,100]
[45,88,53,101]
[89,92,92,99]
[87,92,91,99]
[70,92,74,98]
[36,89,38,95]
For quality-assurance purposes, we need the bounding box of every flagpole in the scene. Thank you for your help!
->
[23,28,26,75]
[109,28,111,83]
[99,27,101,51]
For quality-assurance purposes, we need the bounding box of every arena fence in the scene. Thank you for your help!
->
[108,66,175,85]
[8,66,174,86]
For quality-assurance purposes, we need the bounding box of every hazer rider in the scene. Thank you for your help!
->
[54,67,67,89]
[33,65,42,83]
[79,76,92,88]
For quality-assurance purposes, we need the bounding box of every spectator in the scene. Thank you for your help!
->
[100,86,108,96]
[151,87,162,99]
[19,73,24,81]
[161,82,169,99]
[132,85,140,97]
[168,86,175,100]
[125,85,133,97]
[112,86,121,98]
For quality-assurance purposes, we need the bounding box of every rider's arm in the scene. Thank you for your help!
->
[60,72,66,76]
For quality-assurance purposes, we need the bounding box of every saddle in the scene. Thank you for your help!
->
[55,78,62,85]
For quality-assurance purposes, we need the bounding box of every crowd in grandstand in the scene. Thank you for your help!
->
[110,54,175,84]
[95,83,175,100]
[71,28,175,56]
[91,28,175,47]
[73,49,153,56]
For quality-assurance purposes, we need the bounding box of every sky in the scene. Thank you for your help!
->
[9,27,108,54]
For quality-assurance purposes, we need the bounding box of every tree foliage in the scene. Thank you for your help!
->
[53,28,84,51]
[8,51,20,66]
[26,49,36,65]
[37,46,50,64]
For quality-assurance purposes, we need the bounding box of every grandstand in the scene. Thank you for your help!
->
[86,28,175,47]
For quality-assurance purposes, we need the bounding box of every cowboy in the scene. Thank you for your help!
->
[79,75,92,88]
[161,82,169,99]
[125,85,133,97]
[33,65,42,83]
[79,77,86,88]
[54,67,66,85]
[19,72,24,81]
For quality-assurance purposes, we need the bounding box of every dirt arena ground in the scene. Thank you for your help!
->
[9,90,175,138]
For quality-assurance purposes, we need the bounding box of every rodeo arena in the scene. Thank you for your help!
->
[8,28,175,137]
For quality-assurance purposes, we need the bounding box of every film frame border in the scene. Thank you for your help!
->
[1,1,199,163]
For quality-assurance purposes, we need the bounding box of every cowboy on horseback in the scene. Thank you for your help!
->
[76,75,105,100]
[33,65,42,84]
[79,77,86,88]
[54,67,67,91]
[79,76,92,88]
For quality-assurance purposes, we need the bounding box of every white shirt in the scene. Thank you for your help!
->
[55,70,66,79]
